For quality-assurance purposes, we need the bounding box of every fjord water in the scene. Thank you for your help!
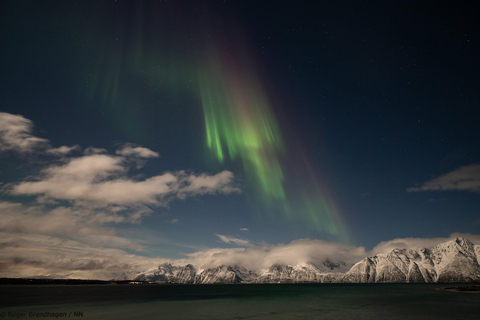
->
[1,284,479,320]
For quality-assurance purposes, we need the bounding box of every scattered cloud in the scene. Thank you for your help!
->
[46,145,81,156]
[215,234,251,246]
[179,171,239,197]
[3,112,478,281]
[0,111,238,224]
[0,112,241,279]
[408,164,480,193]
[116,143,159,158]
[10,154,238,209]
[0,112,49,153]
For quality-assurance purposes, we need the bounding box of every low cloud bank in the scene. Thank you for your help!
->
[370,233,480,256]
[2,231,478,279]
[183,239,367,272]
[183,233,480,272]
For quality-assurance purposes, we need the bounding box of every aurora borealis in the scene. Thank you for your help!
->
[197,43,286,201]
[1,0,479,277]
[70,2,349,239]
[194,41,349,240]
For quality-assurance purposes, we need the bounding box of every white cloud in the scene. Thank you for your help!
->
[0,200,155,278]
[0,112,242,279]
[240,228,248,231]
[180,171,239,197]
[408,164,480,193]
[183,234,480,273]
[0,201,130,240]
[0,112,82,158]
[116,143,159,158]
[215,233,251,246]
[0,112,49,153]
[10,154,238,208]
[370,232,480,256]
[46,145,81,156]
[185,238,367,272]
[0,232,166,279]
[262,239,366,268]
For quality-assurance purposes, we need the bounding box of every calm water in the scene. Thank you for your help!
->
[1,283,479,319]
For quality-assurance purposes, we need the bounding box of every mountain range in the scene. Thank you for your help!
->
[129,237,480,284]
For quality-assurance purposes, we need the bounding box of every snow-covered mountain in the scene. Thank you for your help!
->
[133,263,196,283]
[132,263,257,284]
[251,261,349,283]
[125,237,480,284]
[195,265,258,284]
[342,237,480,283]
[131,260,349,284]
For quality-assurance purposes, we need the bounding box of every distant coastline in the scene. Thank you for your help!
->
[2,278,480,288]
[0,278,151,285]
[444,282,480,292]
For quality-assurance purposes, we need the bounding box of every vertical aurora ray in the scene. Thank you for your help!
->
[286,152,350,243]
[196,45,286,202]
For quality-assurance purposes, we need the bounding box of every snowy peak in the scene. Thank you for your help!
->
[431,237,477,265]
[251,262,345,283]
[342,237,480,283]
[195,265,257,284]
[133,263,196,283]
[430,238,480,282]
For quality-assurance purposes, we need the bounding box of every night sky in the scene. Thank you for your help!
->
[1,1,479,278]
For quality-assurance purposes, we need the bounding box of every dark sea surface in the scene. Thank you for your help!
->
[1,283,479,320]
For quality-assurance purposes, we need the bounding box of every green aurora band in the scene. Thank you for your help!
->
[76,4,350,242]
[197,46,286,202]
[193,43,348,242]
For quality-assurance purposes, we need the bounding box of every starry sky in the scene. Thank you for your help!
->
[1,0,479,278]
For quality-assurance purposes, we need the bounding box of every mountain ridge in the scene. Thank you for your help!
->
[130,237,480,284]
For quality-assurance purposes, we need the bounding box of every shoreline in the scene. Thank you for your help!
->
[2,278,479,287]
[443,285,480,292]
